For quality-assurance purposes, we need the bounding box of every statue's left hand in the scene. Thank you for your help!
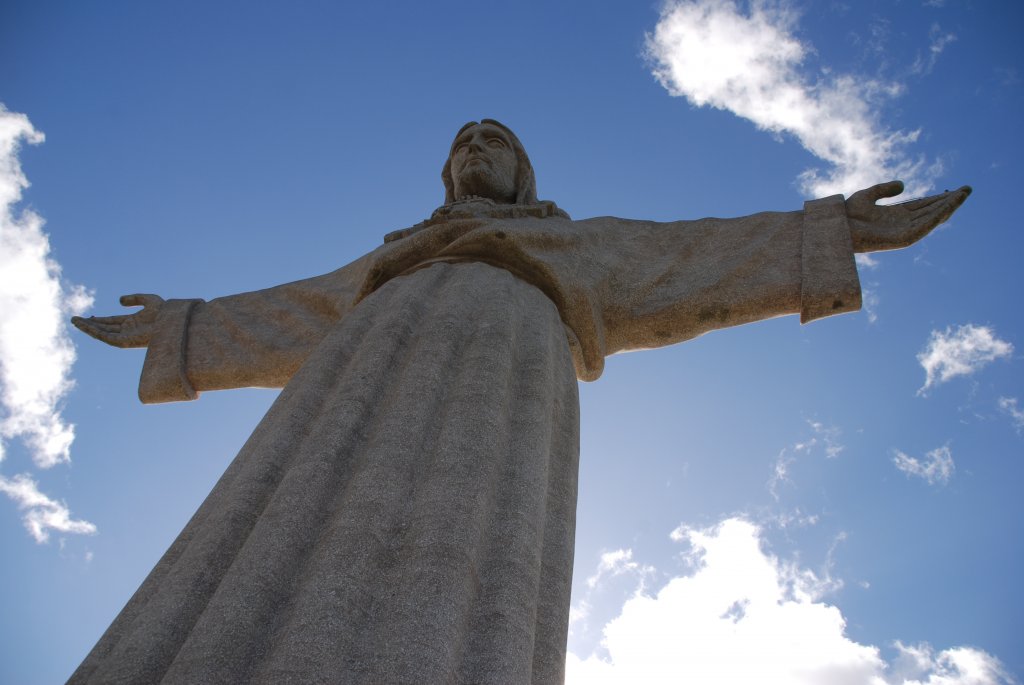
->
[847,180,972,252]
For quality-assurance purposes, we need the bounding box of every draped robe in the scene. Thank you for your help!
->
[69,195,861,684]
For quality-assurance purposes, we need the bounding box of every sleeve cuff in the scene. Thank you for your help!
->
[800,194,862,324]
[139,299,202,404]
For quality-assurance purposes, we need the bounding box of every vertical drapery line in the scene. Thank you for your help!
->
[162,263,468,683]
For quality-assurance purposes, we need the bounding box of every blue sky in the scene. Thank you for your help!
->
[1,1,1021,683]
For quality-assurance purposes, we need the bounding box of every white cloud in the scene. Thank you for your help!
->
[893,445,955,485]
[917,324,1013,395]
[771,508,819,529]
[0,473,96,543]
[997,397,1024,434]
[566,518,1013,685]
[767,447,794,501]
[912,23,957,75]
[644,0,939,199]
[807,420,844,459]
[862,285,880,324]
[0,104,93,468]
[587,548,655,590]
[569,601,591,627]
[768,420,844,499]
[856,253,881,270]
[892,641,1016,685]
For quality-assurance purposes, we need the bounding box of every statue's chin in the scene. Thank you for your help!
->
[454,169,515,205]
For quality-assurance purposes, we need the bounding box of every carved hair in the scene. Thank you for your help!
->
[441,119,538,205]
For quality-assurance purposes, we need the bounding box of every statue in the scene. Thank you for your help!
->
[70,119,970,684]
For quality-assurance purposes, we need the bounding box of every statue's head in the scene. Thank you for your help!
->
[442,119,538,205]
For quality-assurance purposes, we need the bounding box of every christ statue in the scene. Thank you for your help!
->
[71,119,970,684]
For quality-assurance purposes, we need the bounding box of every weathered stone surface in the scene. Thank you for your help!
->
[75,262,580,684]
[70,119,970,684]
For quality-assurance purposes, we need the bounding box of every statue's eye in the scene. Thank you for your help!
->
[455,144,468,154]
[487,139,506,148]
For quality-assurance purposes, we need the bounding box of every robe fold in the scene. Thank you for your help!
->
[70,194,860,684]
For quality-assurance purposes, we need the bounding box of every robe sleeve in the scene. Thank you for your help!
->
[138,254,374,403]
[567,194,860,378]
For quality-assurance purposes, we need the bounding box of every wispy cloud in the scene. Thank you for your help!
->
[0,104,93,469]
[644,0,940,199]
[893,445,955,485]
[997,397,1024,433]
[856,253,881,270]
[566,517,1013,684]
[586,549,655,590]
[0,473,96,543]
[862,285,880,324]
[912,23,957,75]
[994,67,1021,89]
[771,507,819,529]
[767,447,794,501]
[768,419,844,500]
[855,252,880,322]
[807,420,844,459]
[917,324,1013,395]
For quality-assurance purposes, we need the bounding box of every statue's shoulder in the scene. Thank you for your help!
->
[571,215,650,229]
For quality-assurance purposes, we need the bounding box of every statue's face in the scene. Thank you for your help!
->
[450,124,517,203]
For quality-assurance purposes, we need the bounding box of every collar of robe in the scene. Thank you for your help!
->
[383,198,570,243]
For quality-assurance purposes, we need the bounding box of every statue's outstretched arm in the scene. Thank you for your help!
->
[72,294,164,348]
[580,179,970,365]
[847,181,972,252]
[71,251,376,403]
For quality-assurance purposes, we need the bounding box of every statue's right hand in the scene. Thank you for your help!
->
[71,294,164,348]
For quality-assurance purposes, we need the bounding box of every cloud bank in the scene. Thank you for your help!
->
[917,324,1013,395]
[0,104,93,468]
[0,104,95,542]
[645,0,940,199]
[567,518,1013,685]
